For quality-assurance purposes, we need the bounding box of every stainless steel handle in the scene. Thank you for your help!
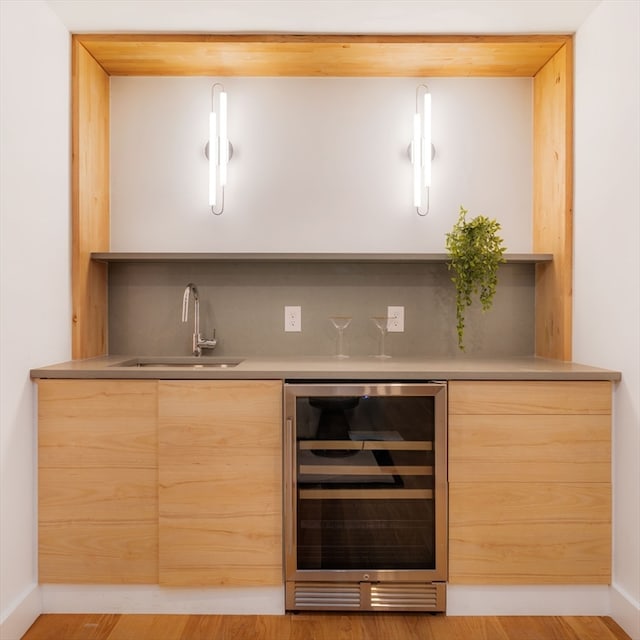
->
[284,417,296,575]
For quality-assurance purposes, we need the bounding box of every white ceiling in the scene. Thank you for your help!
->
[45,0,600,34]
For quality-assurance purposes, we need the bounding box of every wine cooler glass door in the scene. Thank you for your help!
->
[285,382,447,583]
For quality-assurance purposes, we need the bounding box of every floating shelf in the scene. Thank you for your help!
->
[91,252,553,264]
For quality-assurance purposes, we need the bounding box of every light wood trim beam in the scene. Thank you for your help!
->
[72,39,110,359]
[533,41,574,360]
[75,34,570,77]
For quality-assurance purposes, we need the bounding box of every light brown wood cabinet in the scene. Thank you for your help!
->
[448,380,612,585]
[37,378,283,587]
[39,377,610,587]
[38,379,159,584]
[158,380,283,587]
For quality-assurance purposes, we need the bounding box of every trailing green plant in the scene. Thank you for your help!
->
[445,205,507,350]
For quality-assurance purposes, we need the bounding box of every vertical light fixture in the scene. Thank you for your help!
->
[208,82,230,215]
[411,84,432,216]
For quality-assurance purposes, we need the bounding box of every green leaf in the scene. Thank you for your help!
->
[445,205,507,350]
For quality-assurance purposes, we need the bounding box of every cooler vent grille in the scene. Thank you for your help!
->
[293,582,361,609]
[287,581,445,612]
[370,583,439,610]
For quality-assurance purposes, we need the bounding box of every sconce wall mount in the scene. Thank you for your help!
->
[207,82,232,215]
[410,84,433,216]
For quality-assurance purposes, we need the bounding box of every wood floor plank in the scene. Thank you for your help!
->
[428,615,511,640]
[222,614,293,640]
[499,616,582,640]
[20,613,633,640]
[359,613,434,640]
[563,615,631,640]
[107,614,188,640]
[21,614,119,640]
[290,613,363,640]
[177,615,225,640]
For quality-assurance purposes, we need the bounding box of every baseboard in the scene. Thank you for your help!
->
[611,583,640,640]
[30,582,638,634]
[0,583,41,640]
[446,584,611,615]
[40,585,285,615]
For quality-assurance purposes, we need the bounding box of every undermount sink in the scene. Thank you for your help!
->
[117,357,244,369]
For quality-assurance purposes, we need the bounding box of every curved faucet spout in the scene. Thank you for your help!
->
[181,283,216,356]
[181,283,199,323]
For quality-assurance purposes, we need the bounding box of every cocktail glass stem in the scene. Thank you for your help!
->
[371,316,392,358]
[336,328,346,357]
[329,316,352,358]
[378,329,387,357]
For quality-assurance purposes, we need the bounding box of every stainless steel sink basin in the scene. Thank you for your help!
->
[116,357,244,369]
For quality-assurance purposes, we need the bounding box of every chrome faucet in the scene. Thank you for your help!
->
[181,283,218,356]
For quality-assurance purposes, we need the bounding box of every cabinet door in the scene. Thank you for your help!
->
[448,380,611,585]
[38,379,158,584]
[158,380,283,586]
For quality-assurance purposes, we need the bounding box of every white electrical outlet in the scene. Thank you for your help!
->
[387,306,405,332]
[284,305,302,332]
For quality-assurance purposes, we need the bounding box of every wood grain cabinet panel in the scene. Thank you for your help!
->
[37,380,158,584]
[449,380,611,415]
[158,380,283,587]
[448,380,612,585]
[449,414,611,483]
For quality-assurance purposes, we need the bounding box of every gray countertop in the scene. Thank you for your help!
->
[30,354,622,382]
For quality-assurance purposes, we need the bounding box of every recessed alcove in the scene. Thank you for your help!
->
[72,34,572,361]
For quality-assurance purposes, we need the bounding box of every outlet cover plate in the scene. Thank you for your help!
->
[387,306,404,332]
[284,305,302,332]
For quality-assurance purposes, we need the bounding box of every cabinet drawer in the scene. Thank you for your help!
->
[449,413,611,483]
[449,381,611,415]
[39,521,158,584]
[449,482,611,584]
[38,379,157,468]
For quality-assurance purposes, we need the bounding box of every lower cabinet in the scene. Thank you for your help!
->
[38,379,158,584]
[158,380,283,586]
[38,377,611,588]
[448,380,612,585]
[37,378,283,587]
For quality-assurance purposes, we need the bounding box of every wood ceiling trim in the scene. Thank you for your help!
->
[75,34,571,77]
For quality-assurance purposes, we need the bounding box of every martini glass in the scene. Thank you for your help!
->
[371,316,392,358]
[329,316,352,358]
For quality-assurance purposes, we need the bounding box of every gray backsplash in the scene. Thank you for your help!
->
[107,261,534,358]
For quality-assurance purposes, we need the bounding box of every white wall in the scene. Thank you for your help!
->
[574,1,640,638]
[110,77,533,252]
[45,0,602,36]
[2,0,636,635]
[0,1,71,638]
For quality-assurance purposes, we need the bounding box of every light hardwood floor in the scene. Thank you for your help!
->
[21,614,631,640]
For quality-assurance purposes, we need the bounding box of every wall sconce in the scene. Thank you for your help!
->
[410,84,434,216]
[205,83,233,215]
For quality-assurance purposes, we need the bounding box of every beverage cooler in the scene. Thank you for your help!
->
[284,381,447,612]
